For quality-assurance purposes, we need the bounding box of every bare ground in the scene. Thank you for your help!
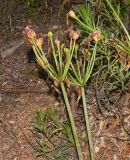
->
[0,1,130,160]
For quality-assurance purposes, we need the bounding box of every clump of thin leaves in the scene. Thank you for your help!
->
[33,107,75,159]
[68,0,130,94]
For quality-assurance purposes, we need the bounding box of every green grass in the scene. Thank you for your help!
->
[33,107,76,159]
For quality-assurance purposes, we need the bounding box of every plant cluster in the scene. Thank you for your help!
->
[23,24,99,159]
[69,0,130,93]
[23,0,130,159]
[33,107,75,159]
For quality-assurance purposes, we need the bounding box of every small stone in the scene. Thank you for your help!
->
[9,120,15,125]
[52,25,61,30]
[12,70,18,79]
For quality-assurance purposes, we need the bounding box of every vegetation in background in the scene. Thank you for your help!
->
[20,0,71,21]
[21,0,46,18]
[69,0,130,94]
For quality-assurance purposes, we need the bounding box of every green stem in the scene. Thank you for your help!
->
[84,42,97,83]
[74,17,94,33]
[50,38,59,70]
[70,63,82,84]
[62,40,75,79]
[105,0,130,42]
[57,43,63,75]
[32,43,59,79]
[81,86,95,160]
[60,82,84,160]
[77,60,82,80]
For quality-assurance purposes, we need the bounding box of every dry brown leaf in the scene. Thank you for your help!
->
[117,93,130,107]
[65,78,71,88]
